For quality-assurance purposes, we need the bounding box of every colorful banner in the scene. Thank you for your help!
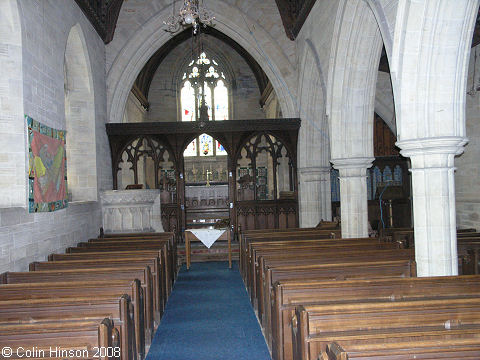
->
[27,116,68,212]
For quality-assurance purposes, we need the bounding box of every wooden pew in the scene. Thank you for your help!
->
[247,238,394,302]
[48,250,172,298]
[0,295,135,360]
[88,235,175,288]
[66,241,171,298]
[260,259,415,354]
[271,275,480,360]
[30,256,164,317]
[0,280,145,360]
[96,232,177,280]
[256,248,414,343]
[293,297,480,360]
[0,318,118,360]
[0,267,155,346]
[321,334,480,360]
[240,229,342,280]
[255,247,412,325]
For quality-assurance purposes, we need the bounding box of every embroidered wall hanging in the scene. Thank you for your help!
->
[27,115,68,212]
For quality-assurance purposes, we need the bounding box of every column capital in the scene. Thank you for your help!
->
[330,157,375,170]
[396,136,468,158]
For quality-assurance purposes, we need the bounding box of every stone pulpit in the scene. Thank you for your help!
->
[100,189,164,233]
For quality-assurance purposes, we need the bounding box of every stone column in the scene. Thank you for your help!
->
[298,167,332,227]
[397,137,467,276]
[331,158,374,238]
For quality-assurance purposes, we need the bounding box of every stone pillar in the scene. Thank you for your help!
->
[397,137,467,276]
[298,167,332,227]
[331,158,374,238]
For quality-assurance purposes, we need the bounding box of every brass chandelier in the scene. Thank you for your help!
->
[164,0,215,34]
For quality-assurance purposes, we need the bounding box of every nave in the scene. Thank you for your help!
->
[1,226,480,359]
[146,261,270,360]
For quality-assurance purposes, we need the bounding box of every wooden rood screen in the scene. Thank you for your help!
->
[106,119,301,240]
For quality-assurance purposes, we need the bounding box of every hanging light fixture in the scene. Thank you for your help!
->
[164,0,215,34]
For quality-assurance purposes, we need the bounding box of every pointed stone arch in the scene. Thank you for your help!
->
[107,2,297,126]
[0,0,25,207]
[326,0,383,238]
[64,24,97,201]
[297,39,331,226]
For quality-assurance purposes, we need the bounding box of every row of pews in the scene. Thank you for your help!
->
[380,227,480,274]
[0,231,176,360]
[240,227,480,360]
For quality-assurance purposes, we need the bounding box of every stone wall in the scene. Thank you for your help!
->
[456,43,480,230]
[147,34,264,121]
[124,91,147,123]
[0,0,110,272]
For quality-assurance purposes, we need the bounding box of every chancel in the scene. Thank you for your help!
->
[2,0,480,359]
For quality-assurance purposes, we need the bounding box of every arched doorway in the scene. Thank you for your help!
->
[183,134,230,229]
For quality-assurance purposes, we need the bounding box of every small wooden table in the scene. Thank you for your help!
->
[185,229,232,270]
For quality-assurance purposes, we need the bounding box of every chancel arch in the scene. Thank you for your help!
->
[64,24,97,202]
[106,1,297,126]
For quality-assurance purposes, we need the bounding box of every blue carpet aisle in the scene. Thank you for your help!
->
[146,261,272,360]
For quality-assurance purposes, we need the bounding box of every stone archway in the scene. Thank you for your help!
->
[0,0,25,207]
[297,39,331,226]
[326,0,383,238]
[107,1,298,127]
[64,24,97,202]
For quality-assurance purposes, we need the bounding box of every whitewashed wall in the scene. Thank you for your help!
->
[0,0,110,272]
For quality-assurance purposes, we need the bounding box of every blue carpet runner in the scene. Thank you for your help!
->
[146,261,272,360]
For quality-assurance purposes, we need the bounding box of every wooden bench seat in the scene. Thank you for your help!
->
[48,250,173,298]
[294,297,480,360]
[322,340,480,360]
[256,249,415,343]
[246,237,385,291]
[86,238,173,288]
[256,248,413,324]
[30,256,165,316]
[259,259,416,354]
[0,279,145,360]
[0,267,155,343]
[271,275,480,360]
[0,295,135,360]
[240,230,342,279]
[247,239,396,302]
[68,240,172,293]
[0,318,118,360]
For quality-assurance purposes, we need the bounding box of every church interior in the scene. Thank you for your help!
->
[1,0,480,359]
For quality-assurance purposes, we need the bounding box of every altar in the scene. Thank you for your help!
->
[185,228,232,269]
[185,184,230,226]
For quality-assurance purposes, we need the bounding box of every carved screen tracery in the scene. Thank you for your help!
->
[236,133,295,201]
[116,136,175,199]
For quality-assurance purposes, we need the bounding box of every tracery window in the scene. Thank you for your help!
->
[181,51,229,157]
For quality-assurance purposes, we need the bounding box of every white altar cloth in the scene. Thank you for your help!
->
[188,228,227,248]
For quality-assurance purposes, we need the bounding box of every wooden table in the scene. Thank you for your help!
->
[185,229,232,269]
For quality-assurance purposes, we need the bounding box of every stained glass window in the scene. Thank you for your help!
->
[181,51,229,157]
[184,139,196,157]
[216,141,227,156]
[181,81,195,122]
[214,80,228,121]
[199,133,214,157]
